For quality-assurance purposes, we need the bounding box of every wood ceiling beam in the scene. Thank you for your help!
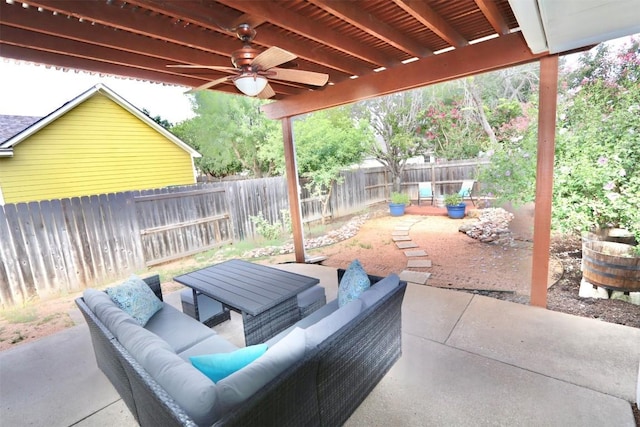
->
[0,26,212,82]
[0,43,211,91]
[23,0,239,57]
[308,0,432,58]
[392,0,469,47]
[123,0,357,82]
[0,2,230,69]
[1,25,304,97]
[262,32,546,119]
[475,0,510,35]
[216,0,395,68]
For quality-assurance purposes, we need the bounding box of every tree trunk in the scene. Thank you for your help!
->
[467,78,497,144]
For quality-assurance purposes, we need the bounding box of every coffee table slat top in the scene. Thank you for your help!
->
[173,260,319,316]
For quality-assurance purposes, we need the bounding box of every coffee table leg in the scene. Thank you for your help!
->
[242,297,300,346]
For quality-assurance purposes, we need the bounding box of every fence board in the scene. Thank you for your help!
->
[39,200,70,290]
[50,199,81,291]
[0,205,23,307]
[27,201,58,294]
[5,204,36,300]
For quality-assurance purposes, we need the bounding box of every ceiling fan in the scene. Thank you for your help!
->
[168,24,329,98]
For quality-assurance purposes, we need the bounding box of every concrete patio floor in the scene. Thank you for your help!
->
[1,263,639,426]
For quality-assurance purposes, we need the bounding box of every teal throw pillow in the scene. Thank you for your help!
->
[338,259,371,307]
[190,344,268,383]
[106,275,163,326]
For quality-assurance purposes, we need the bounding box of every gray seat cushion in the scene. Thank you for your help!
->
[297,285,325,307]
[144,303,216,353]
[178,335,240,361]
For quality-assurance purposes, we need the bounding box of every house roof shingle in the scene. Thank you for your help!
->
[0,115,42,143]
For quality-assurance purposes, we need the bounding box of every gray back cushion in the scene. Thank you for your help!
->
[217,327,307,413]
[139,347,220,426]
[84,289,139,336]
[304,299,363,352]
[360,274,400,309]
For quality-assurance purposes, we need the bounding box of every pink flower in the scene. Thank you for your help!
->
[505,170,511,177]
[619,169,626,176]
[603,182,615,191]
[597,156,608,166]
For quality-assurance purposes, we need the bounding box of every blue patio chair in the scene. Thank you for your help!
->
[418,182,434,205]
[458,180,475,206]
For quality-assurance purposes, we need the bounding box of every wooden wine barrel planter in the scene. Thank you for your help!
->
[582,240,640,292]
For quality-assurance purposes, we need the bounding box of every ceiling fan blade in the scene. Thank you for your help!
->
[186,76,231,94]
[269,68,329,86]
[252,47,297,71]
[257,83,276,99]
[168,64,237,73]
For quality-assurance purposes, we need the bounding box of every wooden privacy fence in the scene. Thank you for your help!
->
[0,194,145,307]
[134,186,232,267]
[0,159,485,307]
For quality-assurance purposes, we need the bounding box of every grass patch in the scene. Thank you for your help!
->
[37,313,61,325]
[1,306,38,324]
[10,331,25,344]
[358,242,373,249]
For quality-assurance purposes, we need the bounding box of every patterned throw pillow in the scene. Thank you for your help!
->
[338,259,371,307]
[106,275,163,326]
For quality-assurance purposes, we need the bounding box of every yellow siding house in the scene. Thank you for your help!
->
[0,84,200,205]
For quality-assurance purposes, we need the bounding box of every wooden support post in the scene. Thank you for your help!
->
[281,117,306,263]
[530,55,559,308]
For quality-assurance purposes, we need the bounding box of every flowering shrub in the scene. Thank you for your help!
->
[478,38,640,246]
[418,100,488,159]
[477,103,538,205]
[554,39,640,243]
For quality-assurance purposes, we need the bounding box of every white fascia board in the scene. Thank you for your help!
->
[509,0,549,54]
[539,0,640,54]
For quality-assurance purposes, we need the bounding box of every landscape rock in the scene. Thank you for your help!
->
[243,214,369,258]
[459,208,515,245]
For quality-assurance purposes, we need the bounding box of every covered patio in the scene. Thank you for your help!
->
[2,0,639,306]
[1,263,638,425]
[1,2,639,425]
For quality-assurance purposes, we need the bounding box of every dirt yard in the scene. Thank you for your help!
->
[1,203,638,354]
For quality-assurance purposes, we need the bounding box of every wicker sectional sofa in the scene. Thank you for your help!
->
[76,269,407,427]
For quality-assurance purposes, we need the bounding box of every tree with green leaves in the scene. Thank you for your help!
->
[356,90,426,193]
[171,91,280,178]
[292,107,373,223]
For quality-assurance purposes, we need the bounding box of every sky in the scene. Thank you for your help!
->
[0,59,196,124]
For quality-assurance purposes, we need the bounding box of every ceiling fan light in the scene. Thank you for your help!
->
[234,74,268,96]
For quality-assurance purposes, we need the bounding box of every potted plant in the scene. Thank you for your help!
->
[444,193,465,219]
[389,192,410,216]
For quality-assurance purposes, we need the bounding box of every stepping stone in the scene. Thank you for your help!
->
[407,259,432,268]
[392,236,412,241]
[399,270,431,285]
[394,226,411,231]
[392,230,409,236]
[396,241,418,249]
[404,250,427,257]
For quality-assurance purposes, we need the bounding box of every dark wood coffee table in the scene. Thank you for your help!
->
[174,259,319,345]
